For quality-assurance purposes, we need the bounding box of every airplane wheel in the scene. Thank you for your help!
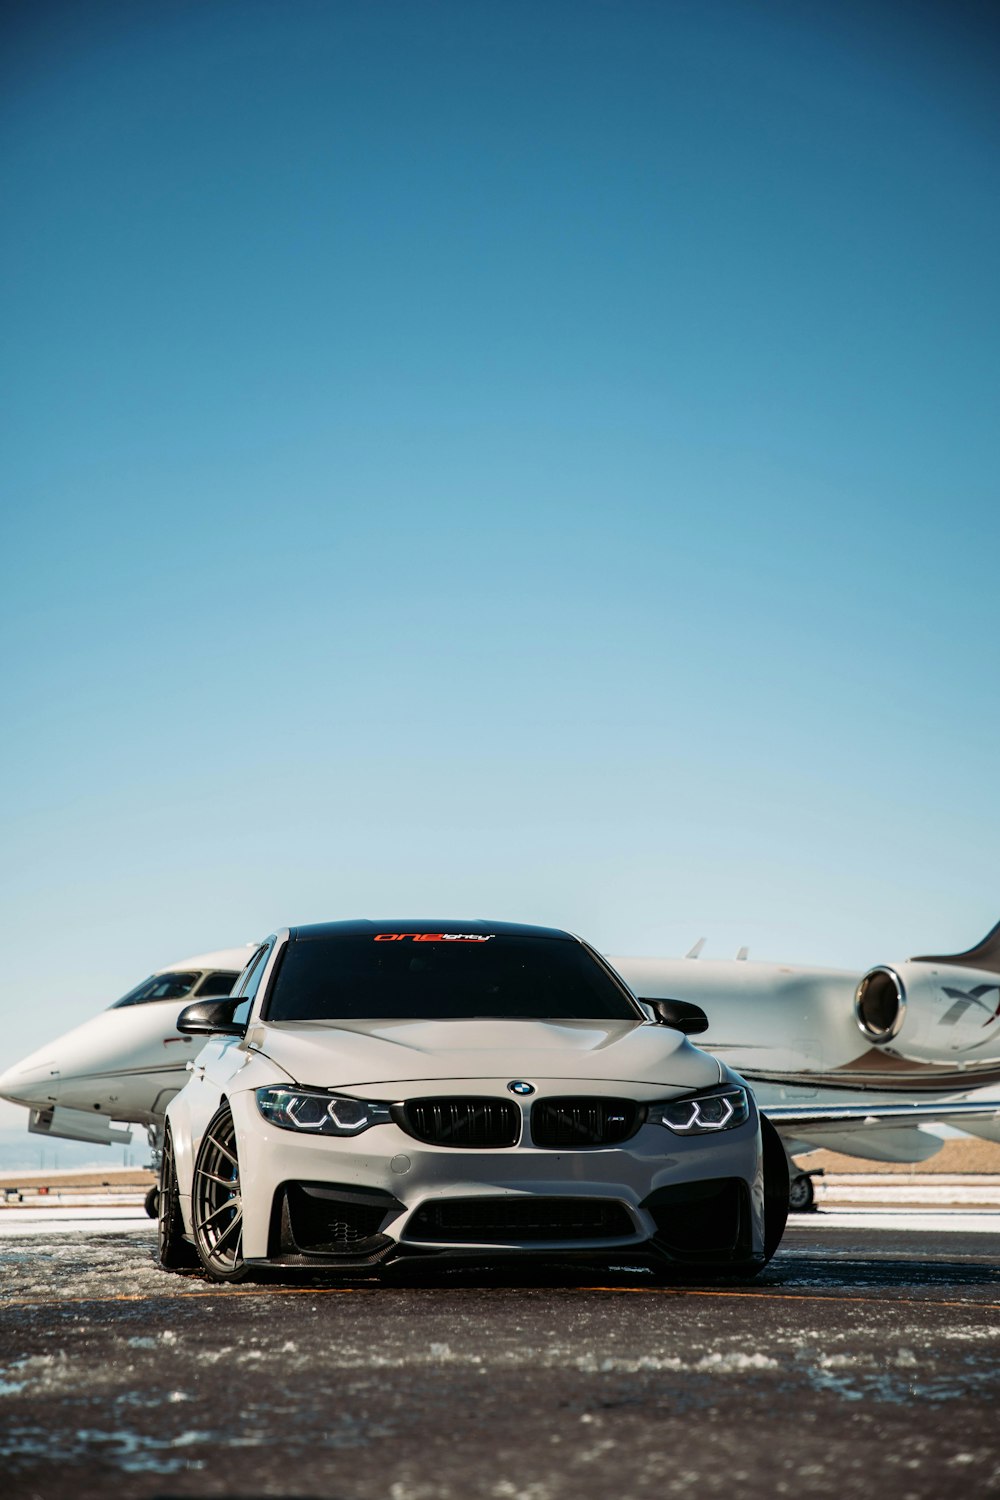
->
[157,1126,198,1271]
[761,1114,790,1260]
[789,1172,815,1213]
[191,1104,251,1283]
[144,1186,159,1219]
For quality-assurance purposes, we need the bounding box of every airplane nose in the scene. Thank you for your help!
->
[0,1059,58,1107]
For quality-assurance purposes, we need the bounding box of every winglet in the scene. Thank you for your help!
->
[685,938,706,959]
[736,946,749,961]
[910,918,1000,975]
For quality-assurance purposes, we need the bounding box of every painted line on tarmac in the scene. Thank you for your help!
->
[4,1283,1000,1312]
[578,1285,1000,1312]
[791,1209,1000,1233]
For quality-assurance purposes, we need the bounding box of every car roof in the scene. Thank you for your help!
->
[288,919,577,943]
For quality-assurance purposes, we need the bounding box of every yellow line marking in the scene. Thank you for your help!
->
[1,1285,375,1307]
[578,1285,1000,1311]
[3,1284,999,1312]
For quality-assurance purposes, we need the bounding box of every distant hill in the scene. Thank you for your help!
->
[796,1137,1000,1175]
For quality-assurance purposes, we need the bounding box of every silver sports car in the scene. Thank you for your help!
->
[158,920,789,1282]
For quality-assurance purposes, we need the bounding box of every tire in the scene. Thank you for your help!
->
[789,1172,815,1213]
[761,1113,790,1261]
[191,1104,251,1283]
[157,1125,198,1271]
[144,1185,159,1219]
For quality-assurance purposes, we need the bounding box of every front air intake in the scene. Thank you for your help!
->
[274,1181,402,1259]
[397,1097,521,1148]
[406,1196,636,1242]
[855,966,906,1044]
[644,1179,749,1260]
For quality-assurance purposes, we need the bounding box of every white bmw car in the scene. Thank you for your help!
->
[158,920,788,1282]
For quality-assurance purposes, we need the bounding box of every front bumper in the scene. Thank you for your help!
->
[192,1086,765,1270]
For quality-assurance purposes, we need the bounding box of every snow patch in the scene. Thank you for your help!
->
[694,1351,779,1372]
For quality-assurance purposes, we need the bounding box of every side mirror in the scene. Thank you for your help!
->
[644,998,709,1035]
[177,998,245,1037]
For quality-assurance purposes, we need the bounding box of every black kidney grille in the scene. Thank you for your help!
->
[531,1097,639,1147]
[399,1097,521,1148]
[407,1196,635,1242]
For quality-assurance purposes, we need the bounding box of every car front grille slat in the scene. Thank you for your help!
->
[407,1196,635,1243]
[399,1097,521,1148]
[531,1097,640,1148]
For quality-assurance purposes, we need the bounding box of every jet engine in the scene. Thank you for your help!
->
[855,921,1000,1064]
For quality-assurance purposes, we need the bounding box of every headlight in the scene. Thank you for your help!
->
[647,1086,751,1135]
[255,1086,392,1136]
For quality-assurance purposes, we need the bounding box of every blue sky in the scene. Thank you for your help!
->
[1,0,998,1104]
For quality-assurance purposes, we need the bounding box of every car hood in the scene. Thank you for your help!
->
[248,1017,719,1091]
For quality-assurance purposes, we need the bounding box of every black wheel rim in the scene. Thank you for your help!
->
[193,1110,243,1273]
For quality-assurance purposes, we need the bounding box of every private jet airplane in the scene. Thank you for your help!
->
[0,946,254,1210]
[615,917,1000,1206]
[1,925,999,1215]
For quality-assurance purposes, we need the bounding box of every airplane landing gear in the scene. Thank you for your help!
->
[789,1172,816,1212]
[145,1124,163,1217]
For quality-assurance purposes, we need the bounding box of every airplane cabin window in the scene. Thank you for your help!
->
[109,972,202,1008]
[196,970,240,998]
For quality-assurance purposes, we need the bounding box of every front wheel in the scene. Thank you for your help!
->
[191,1104,251,1282]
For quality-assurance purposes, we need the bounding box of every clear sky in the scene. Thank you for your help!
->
[1,0,998,1118]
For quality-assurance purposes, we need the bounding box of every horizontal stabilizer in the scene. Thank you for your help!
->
[910,917,1000,974]
[29,1106,132,1147]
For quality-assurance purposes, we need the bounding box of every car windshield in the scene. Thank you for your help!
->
[264,934,639,1022]
[109,972,201,1008]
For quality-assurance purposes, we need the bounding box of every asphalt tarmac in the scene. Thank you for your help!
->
[1,1216,998,1500]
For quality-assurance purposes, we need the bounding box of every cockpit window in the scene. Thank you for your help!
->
[195,971,240,998]
[109,972,201,1009]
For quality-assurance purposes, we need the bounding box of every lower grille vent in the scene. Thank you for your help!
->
[281,1182,398,1256]
[644,1178,748,1259]
[531,1097,640,1147]
[407,1196,635,1243]
[398,1098,520,1148]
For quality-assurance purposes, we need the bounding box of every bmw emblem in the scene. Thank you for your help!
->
[507,1080,535,1096]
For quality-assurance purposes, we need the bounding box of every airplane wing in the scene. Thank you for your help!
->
[760,1099,1000,1129]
